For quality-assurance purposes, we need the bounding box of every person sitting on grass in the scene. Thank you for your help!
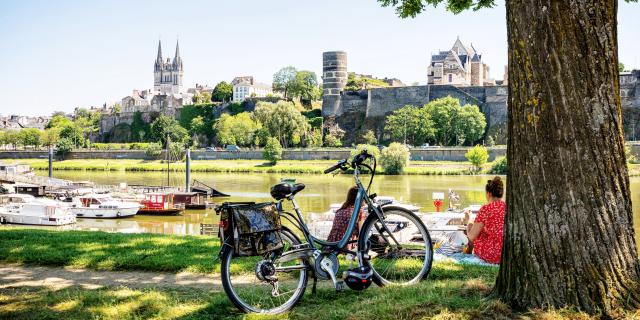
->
[462,176,506,264]
[327,186,365,248]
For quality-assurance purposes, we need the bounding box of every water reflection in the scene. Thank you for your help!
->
[10,171,639,248]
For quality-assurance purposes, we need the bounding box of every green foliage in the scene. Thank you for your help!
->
[324,133,342,147]
[345,72,391,91]
[380,142,410,174]
[272,66,298,99]
[145,143,162,157]
[378,0,496,17]
[306,129,323,147]
[2,130,19,149]
[423,96,486,146]
[130,111,150,142]
[59,124,84,147]
[302,109,322,119]
[150,115,188,147]
[113,103,122,113]
[489,156,507,175]
[308,117,323,129]
[16,128,42,149]
[465,145,489,172]
[360,130,378,145]
[625,145,638,164]
[486,135,496,147]
[292,70,321,102]
[227,102,244,115]
[254,101,310,147]
[263,137,283,164]
[619,62,626,73]
[46,114,73,129]
[212,81,233,102]
[169,143,186,161]
[385,105,434,146]
[213,113,260,147]
[189,116,205,136]
[55,137,75,156]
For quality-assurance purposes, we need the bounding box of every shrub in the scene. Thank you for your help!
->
[360,130,378,145]
[263,137,283,164]
[169,143,186,161]
[145,143,162,158]
[465,145,489,172]
[489,156,507,174]
[324,133,343,147]
[625,145,638,164]
[350,144,381,172]
[380,142,410,174]
[55,138,75,157]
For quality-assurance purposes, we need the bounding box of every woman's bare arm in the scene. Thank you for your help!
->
[467,222,484,242]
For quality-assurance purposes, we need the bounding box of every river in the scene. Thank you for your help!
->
[11,171,637,246]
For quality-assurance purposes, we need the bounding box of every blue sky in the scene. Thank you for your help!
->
[0,0,638,116]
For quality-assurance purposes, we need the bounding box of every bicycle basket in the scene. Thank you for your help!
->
[219,202,284,257]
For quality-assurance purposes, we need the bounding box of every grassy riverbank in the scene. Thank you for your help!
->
[0,229,636,319]
[5,159,477,175]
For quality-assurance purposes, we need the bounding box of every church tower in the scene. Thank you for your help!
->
[154,40,183,94]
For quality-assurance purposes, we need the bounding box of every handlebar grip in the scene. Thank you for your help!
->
[323,164,341,174]
[324,159,347,174]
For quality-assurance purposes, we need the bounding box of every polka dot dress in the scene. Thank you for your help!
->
[473,200,506,264]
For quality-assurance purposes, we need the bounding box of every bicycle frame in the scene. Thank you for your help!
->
[275,166,399,267]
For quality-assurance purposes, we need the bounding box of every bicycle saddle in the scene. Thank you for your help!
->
[270,183,305,200]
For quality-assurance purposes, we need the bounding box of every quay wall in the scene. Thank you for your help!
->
[0,148,509,162]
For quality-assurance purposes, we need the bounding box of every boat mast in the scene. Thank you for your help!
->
[166,134,170,187]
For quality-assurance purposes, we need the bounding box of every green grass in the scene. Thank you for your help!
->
[0,228,636,319]
[4,158,489,175]
[0,229,221,273]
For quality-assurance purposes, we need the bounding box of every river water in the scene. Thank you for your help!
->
[13,171,638,246]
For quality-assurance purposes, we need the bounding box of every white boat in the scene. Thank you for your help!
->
[71,194,140,219]
[0,194,76,226]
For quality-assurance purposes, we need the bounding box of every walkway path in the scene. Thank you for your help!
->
[0,264,222,291]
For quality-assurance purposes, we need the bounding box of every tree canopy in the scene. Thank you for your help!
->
[272,66,298,99]
[212,81,233,102]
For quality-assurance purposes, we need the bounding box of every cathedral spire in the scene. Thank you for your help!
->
[156,40,163,63]
[173,40,183,71]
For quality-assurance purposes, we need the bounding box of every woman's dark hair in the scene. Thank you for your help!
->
[485,176,504,198]
[340,186,359,210]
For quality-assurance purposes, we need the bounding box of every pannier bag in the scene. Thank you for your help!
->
[219,202,284,256]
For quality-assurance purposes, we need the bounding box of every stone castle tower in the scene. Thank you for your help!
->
[154,40,184,95]
[321,51,348,117]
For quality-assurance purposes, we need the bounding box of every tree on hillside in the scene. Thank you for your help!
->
[291,70,321,104]
[213,112,259,147]
[272,66,298,99]
[150,115,188,147]
[212,81,233,102]
[59,124,84,148]
[41,128,61,149]
[46,114,73,129]
[17,128,41,149]
[385,105,435,146]
[379,0,640,314]
[130,111,149,142]
[254,101,310,148]
[451,104,486,146]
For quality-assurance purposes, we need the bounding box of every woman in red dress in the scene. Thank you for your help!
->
[463,176,506,264]
[327,186,364,246]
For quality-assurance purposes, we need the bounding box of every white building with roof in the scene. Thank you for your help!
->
[231,76,273,102]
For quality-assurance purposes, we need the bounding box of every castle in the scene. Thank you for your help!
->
[427,38,494,86]
[322,51,640,145]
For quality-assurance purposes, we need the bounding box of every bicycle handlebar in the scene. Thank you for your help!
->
[323,159,347,174]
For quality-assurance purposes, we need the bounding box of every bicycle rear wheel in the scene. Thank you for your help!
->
[220,227,308,314]
[358,207,433,286]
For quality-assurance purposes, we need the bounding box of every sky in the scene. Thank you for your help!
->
[0,0,638,116]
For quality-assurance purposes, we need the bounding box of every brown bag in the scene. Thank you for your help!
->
[225,202,284,257]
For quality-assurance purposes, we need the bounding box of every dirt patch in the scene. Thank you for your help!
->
[0,263,222,291]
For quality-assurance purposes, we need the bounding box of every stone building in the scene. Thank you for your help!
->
[154,40,184,95]
[427,38,494,86]
[0,115,50,130]
[231,76,272,102]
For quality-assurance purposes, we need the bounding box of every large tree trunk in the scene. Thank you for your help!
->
[495,0,640,313]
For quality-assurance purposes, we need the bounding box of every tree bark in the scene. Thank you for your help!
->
[495,0,640,314]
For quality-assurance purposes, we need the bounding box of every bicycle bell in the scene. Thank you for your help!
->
[343,266,373,291]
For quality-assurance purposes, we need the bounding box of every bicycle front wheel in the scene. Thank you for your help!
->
[358,207,433,286]
[220,228,308,314]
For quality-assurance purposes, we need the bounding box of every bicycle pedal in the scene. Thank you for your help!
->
[334,280,346,292]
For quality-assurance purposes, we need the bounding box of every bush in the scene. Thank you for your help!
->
[465,145,489,172]
[360,130,378,145]
[324,133,343,147]
[55,138,75,157]
[489,156,507,174]
[263,137,283,164]
[380,142,410,174]
[145,143,162,158]
[625,145,638,164]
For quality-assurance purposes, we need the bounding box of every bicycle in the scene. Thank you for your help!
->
[216,150,433,314]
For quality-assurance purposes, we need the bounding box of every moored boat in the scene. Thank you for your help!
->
[138,193,184,215]
[0,194,76,226]
[171,192,209,209]
[71,194,140,219]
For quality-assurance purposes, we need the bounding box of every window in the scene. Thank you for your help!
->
[448,74,453,83]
